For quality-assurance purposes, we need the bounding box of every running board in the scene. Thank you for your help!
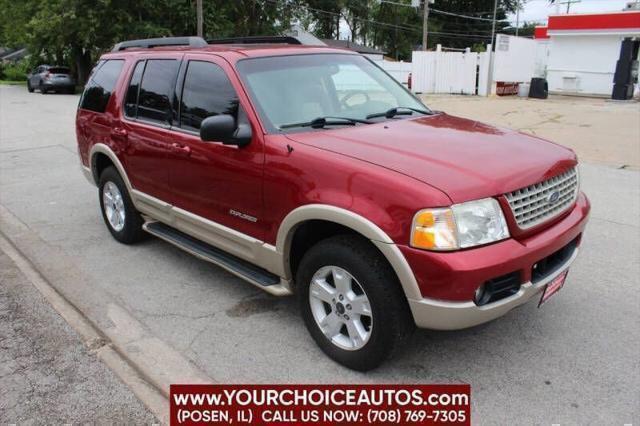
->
[143,222,291,296]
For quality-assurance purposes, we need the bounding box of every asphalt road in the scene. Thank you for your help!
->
[1,85,639,424]
[0,249,156,423]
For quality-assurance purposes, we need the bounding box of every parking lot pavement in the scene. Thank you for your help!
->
[422,94,640,169]
[1,84,639,424]
[0,250,156,424]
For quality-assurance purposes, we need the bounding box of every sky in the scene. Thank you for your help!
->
[509,0,635,25]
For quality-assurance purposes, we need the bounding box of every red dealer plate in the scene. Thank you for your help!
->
[539,270,568,307]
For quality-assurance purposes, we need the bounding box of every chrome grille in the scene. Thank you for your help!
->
[505,167,578,229]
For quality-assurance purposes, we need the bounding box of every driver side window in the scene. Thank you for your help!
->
[179,61,239,132]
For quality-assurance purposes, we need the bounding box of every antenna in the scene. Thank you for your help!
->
[557,0,581,13]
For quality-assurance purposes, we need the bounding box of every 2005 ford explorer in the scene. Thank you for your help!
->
[76,36,590,370]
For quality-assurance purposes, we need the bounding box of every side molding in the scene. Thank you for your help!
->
[276,204,422,300]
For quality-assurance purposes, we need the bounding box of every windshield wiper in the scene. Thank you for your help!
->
[366,106,433,120]
[279,116,372,130]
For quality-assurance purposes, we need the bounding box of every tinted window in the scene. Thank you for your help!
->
[180,61,239,131]
[124,61,145,118]
[79,60,124,113]
[137,59,179,124]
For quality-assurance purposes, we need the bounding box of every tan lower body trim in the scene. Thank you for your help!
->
[372,241,422,301]
[142,223,291,296]
[130,190,290,290]
[83,151,417,302]
[131,192,418,301]
[409,248,579,330]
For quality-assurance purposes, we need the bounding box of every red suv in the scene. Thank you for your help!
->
[76,36,590,370]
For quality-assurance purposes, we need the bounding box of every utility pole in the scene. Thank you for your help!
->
[422,0,431,51]
[490,0,498,48]
[196,0,203,37]
[515,1,520,37]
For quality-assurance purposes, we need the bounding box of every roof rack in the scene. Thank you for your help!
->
[111,36,208,52]
[207,36,302,45]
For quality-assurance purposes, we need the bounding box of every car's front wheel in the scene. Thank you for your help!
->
[98,166,146,244]
[297,235,414,371]
[27,81,34,92]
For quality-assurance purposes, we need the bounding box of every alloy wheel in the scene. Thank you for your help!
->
[308,266,373,351]
[102,181,126,232]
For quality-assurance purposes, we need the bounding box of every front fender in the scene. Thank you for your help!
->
[275,204,423,300]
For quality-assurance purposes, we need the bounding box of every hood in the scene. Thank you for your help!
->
[285,113,577,204]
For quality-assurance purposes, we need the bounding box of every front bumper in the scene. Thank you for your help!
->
[402,192,590,330]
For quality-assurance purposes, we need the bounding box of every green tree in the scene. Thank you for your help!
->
[0,0,524,81]
[0,0,296,84]
[302,0,344,39]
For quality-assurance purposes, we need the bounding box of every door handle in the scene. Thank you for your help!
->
[171,143,191,156]
[110,127,128,141]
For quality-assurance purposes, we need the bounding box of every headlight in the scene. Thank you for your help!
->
[411,198,509,251]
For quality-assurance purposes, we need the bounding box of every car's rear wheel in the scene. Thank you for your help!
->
[297,235,414,371]
[98,166,146,244]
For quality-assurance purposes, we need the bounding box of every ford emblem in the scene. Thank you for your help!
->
[547,191,561,205]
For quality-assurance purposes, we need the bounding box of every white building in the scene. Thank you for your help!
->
[535,10,640,97]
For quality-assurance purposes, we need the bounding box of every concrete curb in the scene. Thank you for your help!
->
[0,203,215,424]
[0,233,169,423]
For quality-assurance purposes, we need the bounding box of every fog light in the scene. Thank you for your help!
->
[474,284,486,306]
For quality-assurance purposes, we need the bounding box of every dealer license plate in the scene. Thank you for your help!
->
[538,270,568,307]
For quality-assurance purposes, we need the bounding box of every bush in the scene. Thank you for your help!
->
[1,61,30,81]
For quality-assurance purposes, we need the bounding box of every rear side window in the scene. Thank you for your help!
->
[180,61,239,131]
[124,61,145,118]
[137,59,179,124]
[80,60,124,113]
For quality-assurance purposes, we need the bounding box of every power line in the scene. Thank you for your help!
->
[265,0,492,38]
[430,8,508,22]
[263,0,495,44]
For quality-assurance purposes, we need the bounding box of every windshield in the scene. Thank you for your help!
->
[236,54,429,132]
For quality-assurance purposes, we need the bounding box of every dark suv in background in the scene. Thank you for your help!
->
[27,65,76,94]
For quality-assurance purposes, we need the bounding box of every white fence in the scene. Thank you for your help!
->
[404,36,539,96]
[493,34,537,83]
[377,60,412,87]
[410,47,491,95]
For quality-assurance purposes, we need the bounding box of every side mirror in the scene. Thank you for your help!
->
[200,114,251,147]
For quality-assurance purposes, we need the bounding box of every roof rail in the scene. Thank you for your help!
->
[207,36,302,45]
[111,36,208,52]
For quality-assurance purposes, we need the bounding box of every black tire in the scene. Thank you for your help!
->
[297,235,414,371]
[40,83,47,94]
[27,81,34,92]
[66,86,75,94]
[98,166,146,244]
